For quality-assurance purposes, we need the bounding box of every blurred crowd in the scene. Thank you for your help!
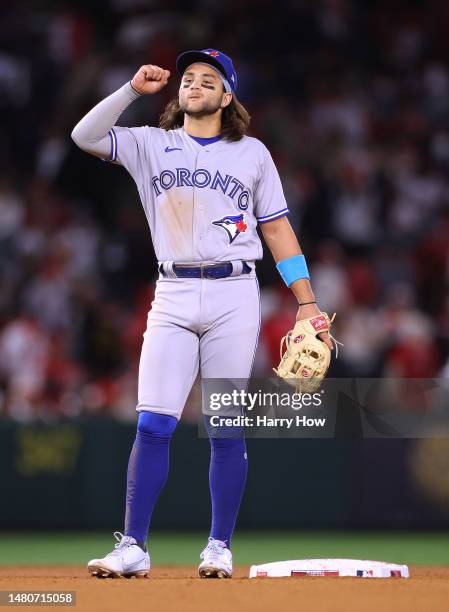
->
[1,0,449,422]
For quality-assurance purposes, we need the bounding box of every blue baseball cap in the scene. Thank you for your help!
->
[176,48,238,93]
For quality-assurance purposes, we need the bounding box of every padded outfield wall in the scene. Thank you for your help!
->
[0,419,448,529]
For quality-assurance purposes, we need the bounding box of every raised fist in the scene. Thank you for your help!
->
[131,65,170,95]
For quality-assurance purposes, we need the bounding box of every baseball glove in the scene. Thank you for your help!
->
[273,313,338,392]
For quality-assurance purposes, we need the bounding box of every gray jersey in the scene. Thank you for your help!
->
[111,126,288,262]
[71,82,289,263]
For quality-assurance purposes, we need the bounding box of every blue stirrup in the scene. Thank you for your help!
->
[137,412,178,436]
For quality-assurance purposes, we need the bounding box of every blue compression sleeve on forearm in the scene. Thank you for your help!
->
[276,254,309,287]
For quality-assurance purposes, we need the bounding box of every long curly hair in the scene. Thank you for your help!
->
[159,96,251,142]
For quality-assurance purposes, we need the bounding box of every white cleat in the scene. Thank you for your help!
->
[198,538,233,579]
[87,532,150,579]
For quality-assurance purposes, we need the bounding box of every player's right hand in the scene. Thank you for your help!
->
[131,65,170,95]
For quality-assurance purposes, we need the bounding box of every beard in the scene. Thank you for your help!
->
[180,97,222,118]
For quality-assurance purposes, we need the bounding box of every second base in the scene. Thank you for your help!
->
[249,559,409,578]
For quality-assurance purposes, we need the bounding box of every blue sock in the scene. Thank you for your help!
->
[124,412,177,548]
[209,436,248,549]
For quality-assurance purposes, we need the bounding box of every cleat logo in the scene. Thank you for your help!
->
[212,214,247,243]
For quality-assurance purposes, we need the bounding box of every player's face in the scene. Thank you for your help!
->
[179,64,231,117]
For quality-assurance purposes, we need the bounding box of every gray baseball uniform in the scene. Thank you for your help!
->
[72,82,289,419]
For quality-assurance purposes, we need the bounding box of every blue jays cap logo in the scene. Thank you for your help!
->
[212,214,247,243]
[176,48,238,92]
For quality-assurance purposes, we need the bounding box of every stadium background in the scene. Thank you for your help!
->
[1,0,449,567]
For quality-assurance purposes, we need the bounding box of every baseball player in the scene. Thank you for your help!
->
[71,48,332,579]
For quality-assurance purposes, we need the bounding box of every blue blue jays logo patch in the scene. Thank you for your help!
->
[212,214,247,243]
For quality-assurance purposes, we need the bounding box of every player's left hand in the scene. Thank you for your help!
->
[274,309,338,392]
[296,303,333,350]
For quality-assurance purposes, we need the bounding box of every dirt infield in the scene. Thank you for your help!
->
[0,566,448,612]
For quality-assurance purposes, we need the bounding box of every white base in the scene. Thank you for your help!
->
[249,559,409,579]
